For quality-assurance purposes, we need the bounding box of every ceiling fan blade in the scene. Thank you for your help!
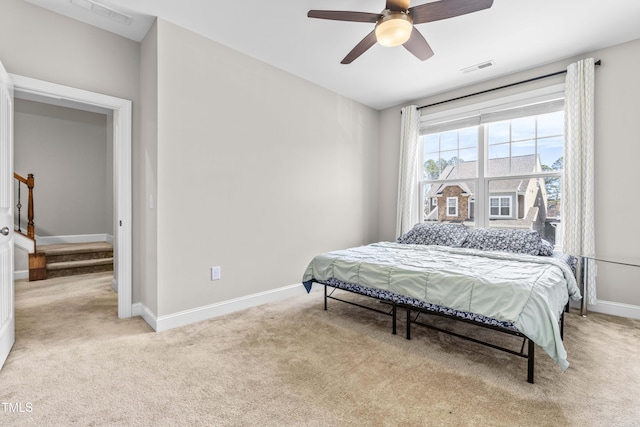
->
[403,27,434,61]
[341,31,378,64]
[386,0,411,11]
[308,10,381,23]
[410,0,493,25]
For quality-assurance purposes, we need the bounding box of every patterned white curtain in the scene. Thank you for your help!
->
[396,105,421,238]
[563,58,596,304]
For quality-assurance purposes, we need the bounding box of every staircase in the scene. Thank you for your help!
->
[13,172,114,280]
[36,242,114,279]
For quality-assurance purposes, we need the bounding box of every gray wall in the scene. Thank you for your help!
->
[153,20,380,316]
[139,20,158,315]
[14,99,111,237]
[378,38,640,310]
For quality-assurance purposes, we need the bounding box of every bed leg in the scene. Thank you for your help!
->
[527,339,535,384]
[323,284,327,311]
[406,307,411,340]
[560,310,565,340]
[392,303,397,335]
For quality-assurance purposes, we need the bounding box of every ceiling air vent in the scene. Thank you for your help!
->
[461,60,494,74]
[70,0,133,25]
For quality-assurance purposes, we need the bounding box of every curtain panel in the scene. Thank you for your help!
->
[396,105,421,238]
[563,57,596,305]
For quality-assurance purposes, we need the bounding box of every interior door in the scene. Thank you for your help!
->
[0,59,14,371]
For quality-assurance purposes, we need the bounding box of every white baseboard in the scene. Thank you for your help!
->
[132,302,158,331]
[14,270,28,280]
[132,283,310,332]
[570,299,640,320]
[36,233,114,245]
[587,300,640,320]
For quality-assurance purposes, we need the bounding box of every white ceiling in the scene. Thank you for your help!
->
[24,0,640,110]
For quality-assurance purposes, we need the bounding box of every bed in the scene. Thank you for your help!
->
[302,223,582,383]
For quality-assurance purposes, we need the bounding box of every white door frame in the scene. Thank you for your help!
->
[10,74,132,318]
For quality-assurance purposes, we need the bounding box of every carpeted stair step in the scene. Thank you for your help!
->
[46,257,114,278]
[46,249,113,264]
[34,242,114,280]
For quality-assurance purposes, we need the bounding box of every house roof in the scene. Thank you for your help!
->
[426,155,540,198]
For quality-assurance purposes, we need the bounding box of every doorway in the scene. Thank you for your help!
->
[10,74,132,318]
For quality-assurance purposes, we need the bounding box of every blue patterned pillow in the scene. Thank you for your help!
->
[398,223,469,247]
[538,239,554,256]
[461,228,542,255]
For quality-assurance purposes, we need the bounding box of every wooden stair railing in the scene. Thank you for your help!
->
[13,172,35,239]
[14,172,46,281]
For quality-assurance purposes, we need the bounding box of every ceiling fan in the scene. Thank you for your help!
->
[308,0,494,64]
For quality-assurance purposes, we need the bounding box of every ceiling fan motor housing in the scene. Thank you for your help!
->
[375,10,413,47]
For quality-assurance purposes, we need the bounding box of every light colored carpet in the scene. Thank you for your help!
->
[1,272,639,426]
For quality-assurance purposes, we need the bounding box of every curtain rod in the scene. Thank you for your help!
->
[417,59,601,111]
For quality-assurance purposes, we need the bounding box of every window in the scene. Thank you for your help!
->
[490,196,511,217]
[419,86,564,245]
[447,197,458,217]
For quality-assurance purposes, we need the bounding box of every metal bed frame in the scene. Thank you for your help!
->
[321,281,567,384]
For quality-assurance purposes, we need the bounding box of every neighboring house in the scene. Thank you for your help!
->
[425,154,548,232]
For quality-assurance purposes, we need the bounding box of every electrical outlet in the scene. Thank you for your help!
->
[211,266,221,281]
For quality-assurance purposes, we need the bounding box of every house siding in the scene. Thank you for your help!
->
[438,186,469,222]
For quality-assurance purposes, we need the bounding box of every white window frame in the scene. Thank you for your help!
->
[446,197,458,217]
[489,196,512,218]
[418,84,565,231]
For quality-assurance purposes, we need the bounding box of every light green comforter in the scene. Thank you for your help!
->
[303,242,582,371]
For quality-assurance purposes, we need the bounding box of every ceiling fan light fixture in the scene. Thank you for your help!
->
[375,11,413,47]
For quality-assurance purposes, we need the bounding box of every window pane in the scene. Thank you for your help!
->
[440,150,458,165]
[537,111,563,138]
[511,140,536,158]
[488,122,509,145]
[423,127,479,180]
[457,148,477,179]
[487,144,510,176]
[423,153,443,180]
[511,116,536,141]
[538,136,564,170]
[458,147,478,163]
[440,131,458,151]
[447,198,458,216]
[441,151,459,178]
[459,127,478,149]
[423,134,439,154]
[488,143,510,160]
